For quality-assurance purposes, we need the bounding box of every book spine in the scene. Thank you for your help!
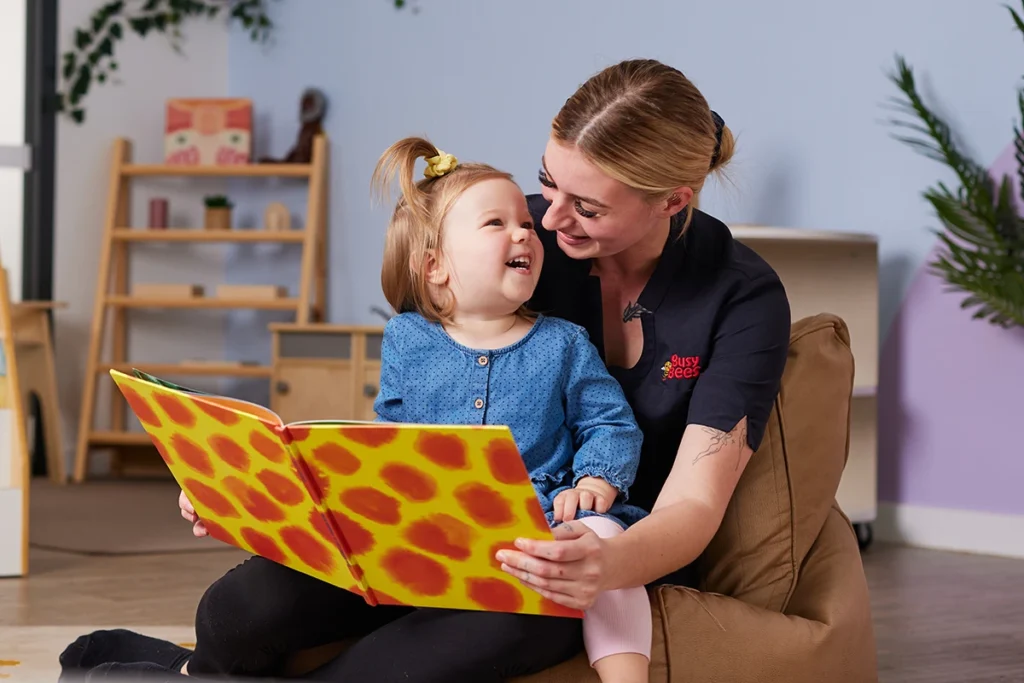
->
[281,425,378,607]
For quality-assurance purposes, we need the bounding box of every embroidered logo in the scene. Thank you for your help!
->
[661,354,701,381]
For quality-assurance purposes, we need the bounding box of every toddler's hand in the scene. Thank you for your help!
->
[553,477,618,522]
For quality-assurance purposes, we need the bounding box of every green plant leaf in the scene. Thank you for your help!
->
[887,48,1024,328]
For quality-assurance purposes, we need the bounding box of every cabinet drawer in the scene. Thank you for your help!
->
[278,332,352,360]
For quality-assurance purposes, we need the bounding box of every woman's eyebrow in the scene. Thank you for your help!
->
[541,156,610,209]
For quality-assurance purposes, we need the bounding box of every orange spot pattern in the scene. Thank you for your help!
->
[326,509,376,556]
[258,469,306,506]
[224,476,286,522]
[171,434,215,478]
[121,387,161,427]
[280,526,336,573]
[193,399,241,426]
[485,438,529,484]
[208,434,250,473]
[315,443,361,475]
[250,429,286,463]
[415,432,469,469]
[466,577,524,613]
[380,462,437,502]
[404,514,476,561]
[380,548,451,596]
[111,371,574,617]
[341,487,402,525]
[154,393,196,428]
[525,497,551,534]
[342,426,399,448]
[455,482,514,528]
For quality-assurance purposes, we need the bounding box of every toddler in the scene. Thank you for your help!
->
[370,136,652,683]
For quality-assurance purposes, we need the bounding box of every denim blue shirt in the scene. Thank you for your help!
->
[373,312,648,529]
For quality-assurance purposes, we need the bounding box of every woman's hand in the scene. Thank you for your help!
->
[496,520,616,611]
[178,489,208,538]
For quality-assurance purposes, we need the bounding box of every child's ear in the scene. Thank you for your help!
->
[412,249,449,286]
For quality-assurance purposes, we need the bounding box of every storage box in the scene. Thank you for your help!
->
[164,98,253,166]
[215,285,287,300]
[132,284,205,299]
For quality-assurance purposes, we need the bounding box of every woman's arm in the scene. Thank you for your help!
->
[604,417,752,589]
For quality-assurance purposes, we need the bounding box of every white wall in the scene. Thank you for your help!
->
[0,0,26,301]
[55,1,230,474]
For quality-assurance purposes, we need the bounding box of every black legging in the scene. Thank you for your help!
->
[189,555,583,682]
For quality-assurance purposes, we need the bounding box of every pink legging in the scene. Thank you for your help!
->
[577,516,653,666]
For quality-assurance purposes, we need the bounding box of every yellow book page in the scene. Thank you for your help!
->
[109,370,367,596]
[286,422,583,618]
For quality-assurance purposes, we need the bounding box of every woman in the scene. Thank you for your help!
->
[59,58,789,682]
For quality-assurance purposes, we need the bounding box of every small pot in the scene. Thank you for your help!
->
[148,198,168,229]
[204,206,232,231]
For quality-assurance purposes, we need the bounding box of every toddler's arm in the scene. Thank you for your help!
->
[562,327,643,503]
[372,319,404,423]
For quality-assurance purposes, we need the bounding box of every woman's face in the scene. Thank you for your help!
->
[537,137,674,260]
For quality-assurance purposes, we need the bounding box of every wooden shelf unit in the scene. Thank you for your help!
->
[730,224,879,526]
[72,136,330,483]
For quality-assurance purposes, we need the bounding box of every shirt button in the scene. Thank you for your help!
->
[474,398,484,409]
[477,355,488,366]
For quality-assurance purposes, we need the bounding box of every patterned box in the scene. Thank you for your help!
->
[164,98,252,166]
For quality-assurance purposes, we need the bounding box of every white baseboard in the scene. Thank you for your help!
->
[875,502,1024,559]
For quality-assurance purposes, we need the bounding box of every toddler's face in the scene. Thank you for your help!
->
[436,178,542,318]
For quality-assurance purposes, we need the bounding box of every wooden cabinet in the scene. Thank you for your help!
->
[269,324,384,423]
[730,225,879,533]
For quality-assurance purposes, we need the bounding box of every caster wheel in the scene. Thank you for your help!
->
[854,523,873,550]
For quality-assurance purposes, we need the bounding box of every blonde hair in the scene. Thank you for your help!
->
[551,58,735,231]
[371,136,515,324]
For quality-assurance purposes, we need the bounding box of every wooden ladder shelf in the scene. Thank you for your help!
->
[72,136,329,482]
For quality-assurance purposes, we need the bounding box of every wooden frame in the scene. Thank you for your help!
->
[72,136,329,482]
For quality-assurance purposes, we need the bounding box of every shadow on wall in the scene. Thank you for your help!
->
[749,155,797,227]
[876,253,912,506]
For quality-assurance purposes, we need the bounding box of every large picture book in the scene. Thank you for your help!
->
[110,369,581,618]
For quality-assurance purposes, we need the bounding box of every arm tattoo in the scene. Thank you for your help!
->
[622,300,650,323]
[693,422,749,470]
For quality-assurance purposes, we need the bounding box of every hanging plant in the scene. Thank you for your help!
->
[885,2,1024,328]
[58,0,275,124]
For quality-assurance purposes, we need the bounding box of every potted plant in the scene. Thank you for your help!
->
[204,195,233,231]
[886,3,1024,328]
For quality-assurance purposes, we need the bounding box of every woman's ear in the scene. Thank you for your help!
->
[659,187,693,218]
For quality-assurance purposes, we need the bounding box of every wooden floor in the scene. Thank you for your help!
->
[2,541,1023,681]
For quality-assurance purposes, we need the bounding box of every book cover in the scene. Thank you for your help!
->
[110,369,581,618]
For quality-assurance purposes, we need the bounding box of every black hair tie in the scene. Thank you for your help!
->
[710,110,725,167]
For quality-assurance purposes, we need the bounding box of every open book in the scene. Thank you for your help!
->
[110,369,581,618]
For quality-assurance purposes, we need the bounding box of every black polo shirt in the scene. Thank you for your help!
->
[527,194,791,521]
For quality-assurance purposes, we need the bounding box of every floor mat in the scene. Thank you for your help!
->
[29,480,224,555]
[0,626,195,682]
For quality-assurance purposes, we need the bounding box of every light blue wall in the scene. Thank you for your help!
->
[224,0,1023,399]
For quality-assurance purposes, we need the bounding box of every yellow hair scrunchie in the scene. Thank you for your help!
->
[423,150,458,178]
